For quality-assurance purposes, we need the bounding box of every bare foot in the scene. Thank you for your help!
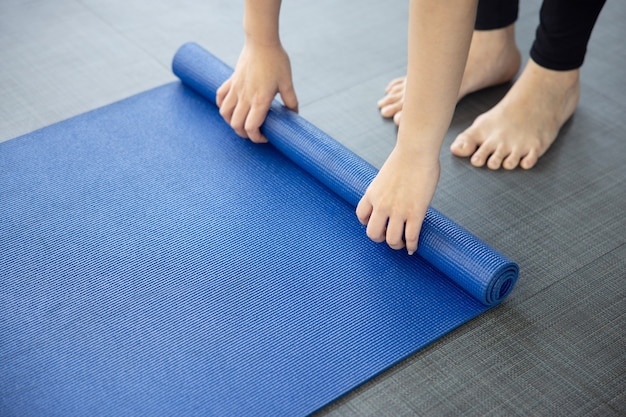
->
[450,59,580,170]
[378,25,521,125]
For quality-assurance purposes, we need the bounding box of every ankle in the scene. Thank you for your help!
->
[460,24,521,98]
[525,59,581,93]
[472,23,517,46]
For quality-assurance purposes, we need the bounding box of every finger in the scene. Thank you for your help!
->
[218,89,237,125]
[365,210,388,243]
[279,83,299,113]
[404,216,422,255]
[230,101,251,139]
[385,216,406,250]
[245,102,271,143]
[216,78,232,108]
[355,197,373,226]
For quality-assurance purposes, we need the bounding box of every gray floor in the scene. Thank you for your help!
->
[1,0,624,416]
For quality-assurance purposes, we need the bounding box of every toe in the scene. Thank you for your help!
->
[393,110,402,125]
[502,148,523,170]
[487,148,506,170]
[470,142,495,167]
[520,148,539,169]
[450,132,479,157]
[378,91,402,110]
[388,82,404,95]
[381,101,403,119]
[385,77,405,93]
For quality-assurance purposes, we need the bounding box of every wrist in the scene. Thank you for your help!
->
[243,1,282,48]
[244,31,282,48]
[395,125,443,163]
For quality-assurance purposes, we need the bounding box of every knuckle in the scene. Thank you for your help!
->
[245,127,263,143]
[366,227,384,243]
[251,94,271,107]
[386,234,404,249]
[230,119,243,131]
[405,234,418,246]
[231,124,246,138]
[244,119,261,133]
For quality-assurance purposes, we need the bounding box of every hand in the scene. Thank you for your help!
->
[356,145,440,255]
[216,42,298,143]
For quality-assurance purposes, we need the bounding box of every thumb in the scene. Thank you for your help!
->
[279,82,299,113]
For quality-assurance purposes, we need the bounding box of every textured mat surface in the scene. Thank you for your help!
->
[2,1,624,416]
[0,44,517,416]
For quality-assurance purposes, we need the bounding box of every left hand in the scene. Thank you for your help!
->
[356,145,440,255]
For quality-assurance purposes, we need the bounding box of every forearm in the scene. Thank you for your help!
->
[399,0,477,159]
[243,0,283,46]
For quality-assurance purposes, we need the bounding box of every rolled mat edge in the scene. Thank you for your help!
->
[171,42,519,306]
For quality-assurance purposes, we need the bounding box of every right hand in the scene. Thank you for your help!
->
[216,42,299,143]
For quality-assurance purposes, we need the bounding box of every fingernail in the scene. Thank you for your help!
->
[408,250,415,256]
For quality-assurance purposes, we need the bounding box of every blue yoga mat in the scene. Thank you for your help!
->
[0,43,518,417]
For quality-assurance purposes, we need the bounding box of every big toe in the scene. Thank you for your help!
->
[450,133,479,157]
[393,110,402,125]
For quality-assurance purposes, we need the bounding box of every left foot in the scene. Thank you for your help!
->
[450,59,580,170]
[377,26,521,125]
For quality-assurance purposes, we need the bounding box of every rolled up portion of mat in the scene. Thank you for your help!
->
[172,42,518,306]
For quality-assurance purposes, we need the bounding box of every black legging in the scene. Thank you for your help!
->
[474,0,606,71]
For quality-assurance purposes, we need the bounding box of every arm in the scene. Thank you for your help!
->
[356,0,477,254]
[216,0,298,143]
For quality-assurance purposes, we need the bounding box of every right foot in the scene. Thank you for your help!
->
[377,24,521,125]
